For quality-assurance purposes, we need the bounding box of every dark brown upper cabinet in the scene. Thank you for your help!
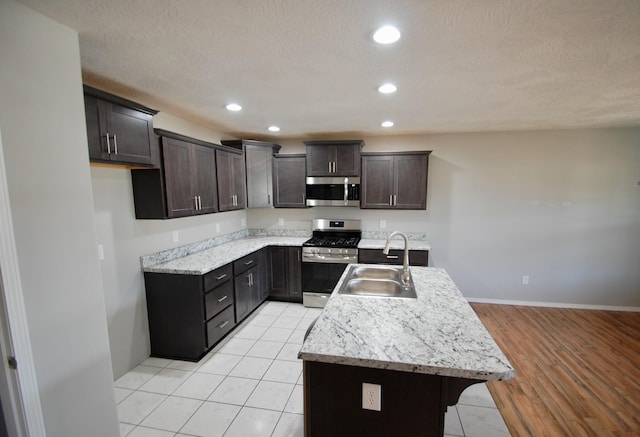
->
[304,140,363,177]
[216,148,246,211]
[162,137,218,217]
[222,140,281,209]
[360,152,431,210]
[131,131,219,219]
[273,154,307,208]
[83,85,157,166]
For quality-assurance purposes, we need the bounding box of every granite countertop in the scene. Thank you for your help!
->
[299,265,515,381]
[141,234,430,275]
[142,236,307,275]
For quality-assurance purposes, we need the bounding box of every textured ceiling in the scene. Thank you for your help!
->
[18,0,640,139]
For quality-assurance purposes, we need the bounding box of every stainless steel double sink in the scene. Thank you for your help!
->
[337,265,417,299]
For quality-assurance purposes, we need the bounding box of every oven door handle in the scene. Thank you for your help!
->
[302,254,356,264]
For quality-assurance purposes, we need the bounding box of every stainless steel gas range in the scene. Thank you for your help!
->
[301,219,361,308]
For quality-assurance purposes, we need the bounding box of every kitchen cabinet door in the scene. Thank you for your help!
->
[222,140,281,209]
[304,140,363,177]
[163,138,194,218]
[268,246,302,302]
[234,268,253,323]
[162,138,218,218]
[192,144,218,214]
[395,154,428,209]
[273,155,306,208]
[217,149,246,211]
[83,86,156,166]
[361,152,430,210]
[287,247,302,299]
[360,155,395,208]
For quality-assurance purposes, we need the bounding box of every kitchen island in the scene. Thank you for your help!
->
[299,265,514,436]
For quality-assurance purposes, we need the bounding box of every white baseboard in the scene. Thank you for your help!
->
[465,297,640,312]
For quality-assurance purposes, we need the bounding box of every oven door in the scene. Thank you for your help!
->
[302,261,349,294]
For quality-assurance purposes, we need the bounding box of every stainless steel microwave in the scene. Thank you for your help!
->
[305,177,360,207]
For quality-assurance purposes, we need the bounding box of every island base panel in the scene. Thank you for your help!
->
[304,361,447,437]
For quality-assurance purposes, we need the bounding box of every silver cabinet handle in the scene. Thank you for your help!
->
[386,255,399,259]
[328,162,332,173]
[194,196,199,210]
[218,321,229,329]
[394,195,397,206]
[389,195,393,206]
[297,249,300,262]
[250,272,253,286]
[105,133,111,154]
[245,260,254,266]
[216,274,227,280]
[113,134,118,154]
[199,196,202,210]
[218,295,228,303]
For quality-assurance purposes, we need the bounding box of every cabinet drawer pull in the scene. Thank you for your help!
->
[216,273,227,280]
[244,260,254,266]
[113,134,118,154]
[218,320,229,329]
[218,295,228,303]
[386,255,399,259]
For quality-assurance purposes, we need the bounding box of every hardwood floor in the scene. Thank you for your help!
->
[471,303,640,437]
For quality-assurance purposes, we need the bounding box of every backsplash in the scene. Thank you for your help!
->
[362,231,427,241]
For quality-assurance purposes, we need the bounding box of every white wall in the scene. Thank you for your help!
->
[90,114,247,378]
[251,129,640,308]
[0,1,119,436]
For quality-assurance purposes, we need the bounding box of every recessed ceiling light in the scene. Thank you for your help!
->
[226,103,242,111]
[373,25,401,44]
[268,126,280,132]
[381,121,394,128]
[378,83,397,94]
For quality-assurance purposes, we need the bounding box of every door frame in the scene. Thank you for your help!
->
[0,128,46,436]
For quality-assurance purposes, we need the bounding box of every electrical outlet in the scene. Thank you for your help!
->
[278,217,285,226]
[215,223,221,233]
[172,231,179,243]
[522,275,530,285]
[380,219,386,229]
[362,383,381,411]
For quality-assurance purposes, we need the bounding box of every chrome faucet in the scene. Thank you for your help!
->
[383,231,410,285]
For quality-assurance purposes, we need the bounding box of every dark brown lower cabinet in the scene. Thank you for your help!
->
[358,248,429,266]
[303,361,481,437]
[233,250,268,323]
[268,246,302,302]
[144,263,235,361]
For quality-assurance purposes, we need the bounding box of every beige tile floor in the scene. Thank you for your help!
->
[116,301,510,437]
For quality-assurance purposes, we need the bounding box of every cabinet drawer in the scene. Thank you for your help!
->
[234,251,261,275]
[207,304,235,348]
[204,264,233,291]
[358,249,429,266]
[205,281,233,320]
